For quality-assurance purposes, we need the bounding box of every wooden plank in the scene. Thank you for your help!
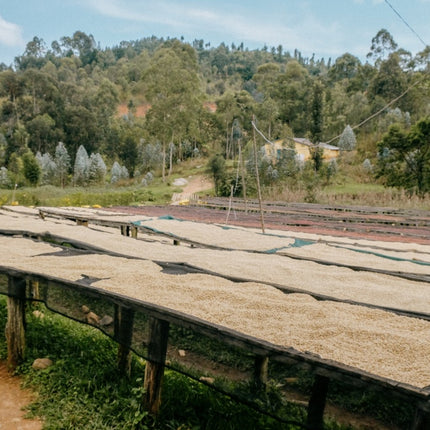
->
[143,317,170,415]
[6,276,27,370]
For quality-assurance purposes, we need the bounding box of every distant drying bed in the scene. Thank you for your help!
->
[1,207,430,313]
[1,206,430,389]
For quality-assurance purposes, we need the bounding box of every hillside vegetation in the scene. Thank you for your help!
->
[0,30,429,205]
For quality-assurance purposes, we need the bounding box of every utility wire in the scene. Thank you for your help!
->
[255,0,430,148]
[324,77,424,145]
[384,0,427,48]
[324,0,429,145]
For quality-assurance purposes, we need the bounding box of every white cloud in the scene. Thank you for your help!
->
[79,0,367,58]
[0,15,25,47]
[83,0,181,26]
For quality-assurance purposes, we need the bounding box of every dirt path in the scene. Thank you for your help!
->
[171,174,212,204]
[0,361,42,430]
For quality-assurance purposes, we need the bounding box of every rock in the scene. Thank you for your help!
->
[99,315,113,326]
[81,305,90,314]
[32,358,53,370]
[81,305,100,325]
[173,178,188,186]
[199,376,215,384]
[32,310,44,319]
[86,311,100,325]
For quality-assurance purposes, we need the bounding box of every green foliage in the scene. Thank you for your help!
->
[207,154,227,196]
[0,184,161,207]
[338,125,356,151]
[376,118,430,196]
[22,151,41,186]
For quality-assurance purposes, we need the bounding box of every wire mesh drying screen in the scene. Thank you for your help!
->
[0,275,256,387]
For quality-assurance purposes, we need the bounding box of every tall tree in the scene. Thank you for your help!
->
[376,118,430,196]
[22,151,41,185]
[338,125,357,150]
[54,141,71,187]
[143,41,203,181]
[73,145,90,186]
[367,29,398,66]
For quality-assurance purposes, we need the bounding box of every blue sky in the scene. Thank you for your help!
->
[0,0,429,66]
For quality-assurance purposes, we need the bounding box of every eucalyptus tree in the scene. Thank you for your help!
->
[54,141,71,187]
[73,145,90,186]
[338,125,357,151]
[367,29,398,66]
[216,90,256,159]
[253,62,282,101]
[0,166,10,188]
[22,151,41,186]
[36,151,57,185]
[327,53,361,84]
[275,60,311,136]
[142,40,203,181]
[376,118,430,196]
[89,153,107,184]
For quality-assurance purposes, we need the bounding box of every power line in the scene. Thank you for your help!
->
[324,1,429,145]
[384,0,427,48]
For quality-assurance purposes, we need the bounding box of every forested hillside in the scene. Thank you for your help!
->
[0,30,429,197]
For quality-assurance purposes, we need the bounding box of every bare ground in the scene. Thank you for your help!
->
[0,361,42,430]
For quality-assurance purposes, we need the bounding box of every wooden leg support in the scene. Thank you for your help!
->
[131,225,138,239]
[115,306,135,376]
[143,317,170,415]
[253,355,269,391]
[411,403,430,430]
[6,276,27,371]
[306,374,330,430]
[121,225,131,237]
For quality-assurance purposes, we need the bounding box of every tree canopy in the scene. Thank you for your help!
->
[0,29,429,196]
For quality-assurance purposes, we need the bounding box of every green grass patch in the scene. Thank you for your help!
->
[0,183,178,207]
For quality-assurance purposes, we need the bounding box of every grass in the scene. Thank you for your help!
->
[0,182,180,208]
[0,159,211,208]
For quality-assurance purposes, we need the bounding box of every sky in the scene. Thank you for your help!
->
[0,0,429,66]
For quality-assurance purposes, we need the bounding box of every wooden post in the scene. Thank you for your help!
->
[306,374,330,430]
[30,280,40,301]
[121,225,132,237]
[115,306,135,376]
[411,403,430,430]
[143,317,170,415]
[251,115,265,234]
[6,276,27,371]
[130,225,138,239]
[253,355,269,391]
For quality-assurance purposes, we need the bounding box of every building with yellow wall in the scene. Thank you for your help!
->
[264,138,339,163]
